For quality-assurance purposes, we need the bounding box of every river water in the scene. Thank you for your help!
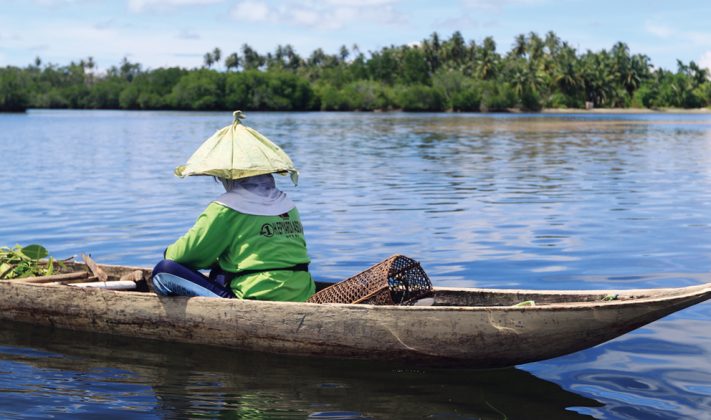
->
[1,110,710,418]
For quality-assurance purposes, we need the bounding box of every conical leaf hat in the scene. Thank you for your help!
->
[174,111,298,184]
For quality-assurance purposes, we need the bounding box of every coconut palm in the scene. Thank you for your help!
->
[477,36,499,80]
[544,31,561,57]
[442,31,467,69]
[527,32,544,63]
[422,32,442,73]
[225,53,240,71]
[241,44,265,70]
[553,46,581,96]
[203,52,214,68]
[512,34,527,58]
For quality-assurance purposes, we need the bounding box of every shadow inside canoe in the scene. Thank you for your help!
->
[0,321,602,419]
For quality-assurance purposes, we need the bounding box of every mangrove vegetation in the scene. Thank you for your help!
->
[1,31,710,112]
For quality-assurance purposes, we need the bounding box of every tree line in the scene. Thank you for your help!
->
[1,31,710,112]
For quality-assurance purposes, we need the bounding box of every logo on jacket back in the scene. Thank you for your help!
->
[260,224,274,237]
[260,221,303,238]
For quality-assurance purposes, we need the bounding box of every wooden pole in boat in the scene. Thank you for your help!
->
[82,254,108,282]
[16,271,89,284]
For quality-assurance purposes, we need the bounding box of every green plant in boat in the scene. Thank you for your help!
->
[0,244,65,279]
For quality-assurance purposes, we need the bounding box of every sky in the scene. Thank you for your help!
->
[1,0,711,73]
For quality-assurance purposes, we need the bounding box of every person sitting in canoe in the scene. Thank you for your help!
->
[151,111,315,301]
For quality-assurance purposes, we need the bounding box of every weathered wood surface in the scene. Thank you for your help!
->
[82,254,108,282]
[45,276,98,285]
[15,271,88,284]
[119,270,144,282]
[0,263,709,367]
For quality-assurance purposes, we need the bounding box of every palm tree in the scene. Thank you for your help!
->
[510,62,528,97]
[422,32,442,73]
[619,54,649,95]
[512,34,526,58]
[688,61,709,86]
[241,44,264,70]
[541,31,561,75]
[203,52,214,68]
[526,32,544,63]
[225,52,240,71]
[339,45,350,63]
[119,57,141,81]
[544,31,561,55]
[442,31,466,68]
[85,56,95,84]
[307,48,327,67]
[463,40,477,76]
[581,50,617,107]
[283,45,302,71]
[553,46,581,96]
[477,36,499,80]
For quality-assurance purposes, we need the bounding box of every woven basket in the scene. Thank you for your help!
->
[308,255,432,305]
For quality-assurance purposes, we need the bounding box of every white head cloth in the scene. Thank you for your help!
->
[215,174,295,216]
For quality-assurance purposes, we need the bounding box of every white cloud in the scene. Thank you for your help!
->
[6,20,218,69]
[461,0,543,12]
[436,16,479,31]
[687,31,711,47]
[230,0,271,22]
[700,51,711,73]
[0,32,23,43]
[33,0,85,5]
[93,19,116,30]
[229,0,402,30]
[176,28,200,39]
[128,0,222,13]
[644,21,673,39]
[291,8,320,26]
[324,0,395,5]
[644,21,711,48]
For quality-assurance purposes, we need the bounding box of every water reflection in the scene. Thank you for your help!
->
[0,322,600,419]
[524,314,711,419]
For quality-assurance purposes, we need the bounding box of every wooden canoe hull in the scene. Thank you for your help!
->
[0,264,709,368]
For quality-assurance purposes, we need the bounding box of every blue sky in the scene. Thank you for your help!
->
[1,0,710,72]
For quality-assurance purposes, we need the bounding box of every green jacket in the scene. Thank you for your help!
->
[165,202,314,301]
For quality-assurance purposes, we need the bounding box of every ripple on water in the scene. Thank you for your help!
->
[2,111,711,417]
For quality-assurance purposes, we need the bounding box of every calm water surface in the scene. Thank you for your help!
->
[1,110,711,419]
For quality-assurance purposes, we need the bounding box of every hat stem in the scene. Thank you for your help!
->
[233,110,246,124]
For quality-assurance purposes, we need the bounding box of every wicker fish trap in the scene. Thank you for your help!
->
[308,255,433,305]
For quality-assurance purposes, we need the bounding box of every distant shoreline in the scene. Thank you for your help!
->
[3,32,710,114]
[539,107,711,114]
[14,107,711,115]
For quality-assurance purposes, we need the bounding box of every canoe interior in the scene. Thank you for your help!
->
[8,261,679,308]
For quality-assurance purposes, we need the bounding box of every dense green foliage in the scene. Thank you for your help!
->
[0,67,31,111]
[1,31,710,112]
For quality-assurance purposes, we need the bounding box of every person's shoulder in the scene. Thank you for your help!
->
[206,201,241,217]
[287,206,302,219]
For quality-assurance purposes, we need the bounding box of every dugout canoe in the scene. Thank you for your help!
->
[0,262,709,368]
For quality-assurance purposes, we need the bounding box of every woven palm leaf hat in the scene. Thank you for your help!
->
[174,110,299,185]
